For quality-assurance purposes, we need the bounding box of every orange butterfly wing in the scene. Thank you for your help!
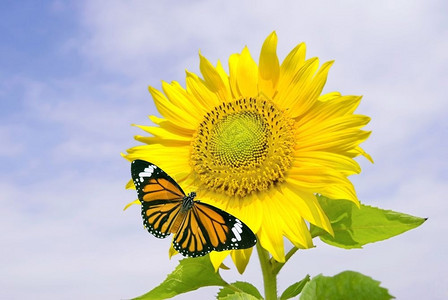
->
[131,160,186,238]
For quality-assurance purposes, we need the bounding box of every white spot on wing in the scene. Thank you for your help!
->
[232,226,242,242]
[234,222,243,233]
[138,165,157,181]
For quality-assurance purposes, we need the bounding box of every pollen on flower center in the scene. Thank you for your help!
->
[191,98,295,197]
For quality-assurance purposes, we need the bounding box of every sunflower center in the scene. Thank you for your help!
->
[210,111,267,168]
[191,98,295,197]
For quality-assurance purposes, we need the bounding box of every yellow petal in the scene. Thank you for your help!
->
[281,184,333,235]
[133,136,188,147]
[257,191,285,262]
[162,81,206,116]
[275,42,307,109]
[148,115,196,136]
[293,151,361,176]
[296,128,372,155]
[231,248,253,274]
[299,106,368,135]
[318,91,342,102]
[349,146,374,163]
[258,31,280,98]
[319,183,360,206]
[124,178,134,189]
[292,217,314,248]
[185,71,221,109]
[235,47,258,98]
[209,251,230,271]
[148,86,198,130]
[228,53,241,98]
[123,199,140,211]
[289,60,334,118]
[133,136,189,146]
[199,53,231,102]
[132,124,192,142]
[168,243,178,259]
[298,95,362,126]
[279,42,306,81]
[271,187,313,248]
[275,57,319,112]
[215,60,232,98]
[275,42,307,107]
[282,214,313,249]
[287,166,359,205]
[287,165,352,190]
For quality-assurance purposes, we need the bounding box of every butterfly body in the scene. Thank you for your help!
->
[131,160,257,257]
[180,192,196,212]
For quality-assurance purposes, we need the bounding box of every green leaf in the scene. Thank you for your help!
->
[218,282,263,300]
[134,255,227,300]
[280,275,310,299]
[310,195,426,248]
[219,292,261,300]
[300,271,394,300]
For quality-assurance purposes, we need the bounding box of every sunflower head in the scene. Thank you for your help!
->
[125,31,371,271]
[191,97,295,197]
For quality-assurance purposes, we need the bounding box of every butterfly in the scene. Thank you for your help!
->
[131,159,257,257]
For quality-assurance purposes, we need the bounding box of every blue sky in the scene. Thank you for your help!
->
[1,0,447,299]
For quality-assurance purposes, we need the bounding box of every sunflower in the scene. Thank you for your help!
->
[124,32,371,273]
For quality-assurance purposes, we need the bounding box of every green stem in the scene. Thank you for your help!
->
[271,246,298,275]
[256,243,277,300]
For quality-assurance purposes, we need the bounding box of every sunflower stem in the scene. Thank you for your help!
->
[271,246,298,275]
[256,243,277,300]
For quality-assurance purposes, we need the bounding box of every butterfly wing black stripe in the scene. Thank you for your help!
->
[172,208,208,256]
[141,200,183,238]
